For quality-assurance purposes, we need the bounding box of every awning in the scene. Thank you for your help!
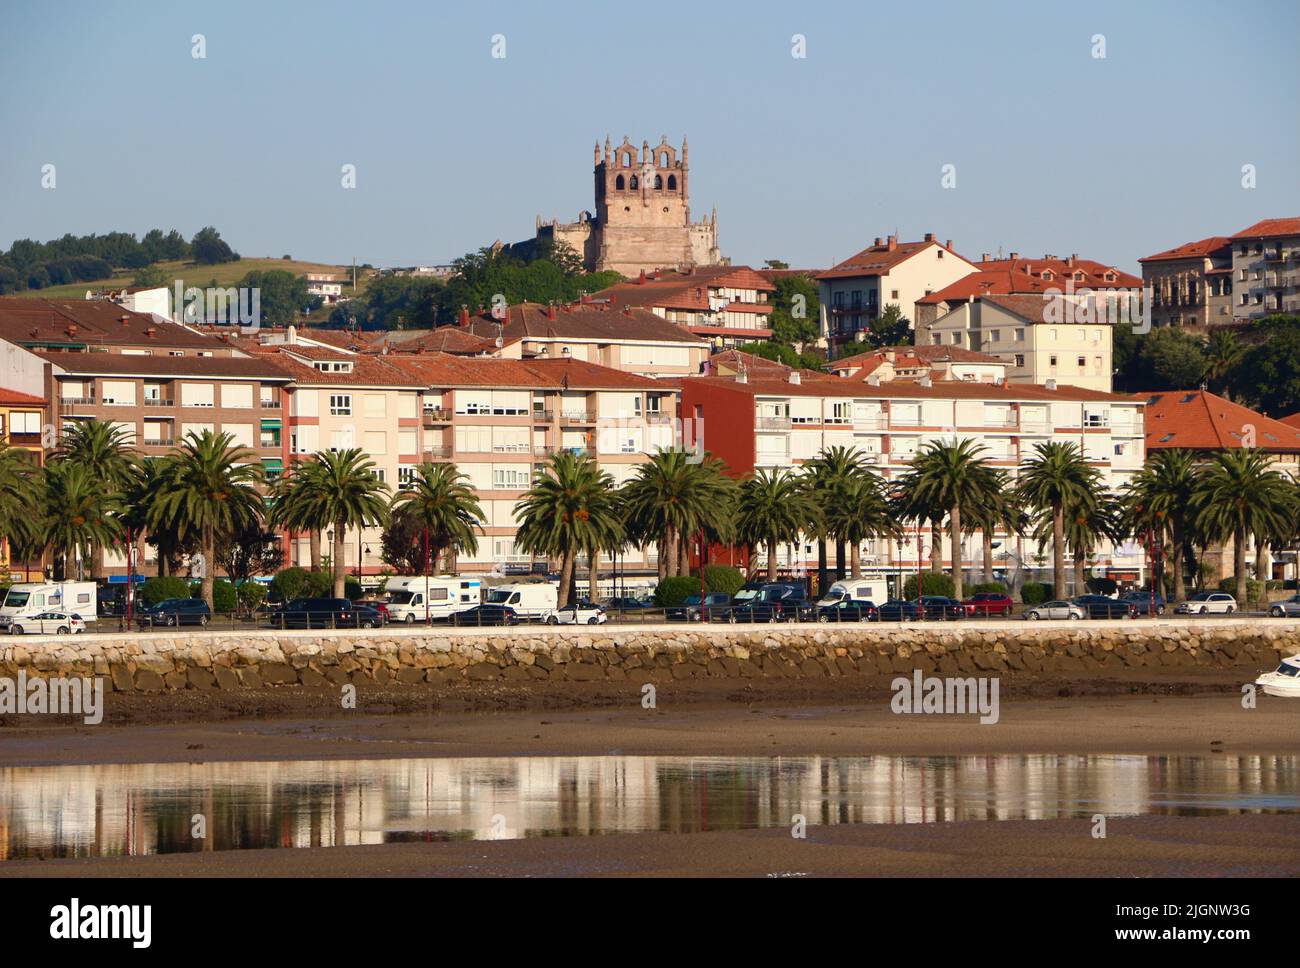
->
[260,418,282,430]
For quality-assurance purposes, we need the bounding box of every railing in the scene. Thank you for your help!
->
[532,409,554,422]
[534,445,555,457]
[853,417,887,431]
[423,447,452,460]
[59,397,95,406]
[142,438,175,447]
[645,412,673,424]
[422,408,451,422]
[983,418,1018,429]
[261,400,281,409]
[756,417,791,430]
[559,411,596,423]
[142,398,175,407]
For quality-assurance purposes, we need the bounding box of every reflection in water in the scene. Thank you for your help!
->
[0,753,1295,860]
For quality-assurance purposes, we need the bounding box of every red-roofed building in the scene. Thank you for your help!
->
[822,344,1009,385]
[816,234,978,350]
[1228,217,1300,320]
[592,265,776,348]
[1139,237,1233,330]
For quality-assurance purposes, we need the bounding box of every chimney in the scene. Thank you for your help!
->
[788,371,801,385]
[1009,252,1019,260]
[981,253,991,262]
[580,292,591,304]
[1067,254,1077,266]
[885,350,896,363]
[919,375,932,388]
[873,237,883,247]
[66,324,77,337]
[1045,378,1057,391]
[622,306,631,315]
[924,233,934,242]
[145,327,157,339]
[653,268,661,280]
[287,323,297,344]
[736,369,747,384]
[638,269,646,284]
[945,240,952,250]
[119,314,130,326]
[547,303,556,320]
[887,235,897,251]
[458,305,470,328]
[867,374,880,387]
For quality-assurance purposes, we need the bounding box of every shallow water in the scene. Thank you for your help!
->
[0,753,1296,860]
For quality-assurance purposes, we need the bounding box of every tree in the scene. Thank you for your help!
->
[1203,330,1244,398]
[899,439,998,599]
[190,226,238,265]
[148,431,264,608]
[1228,324,1300,416]
[236,269,322,326]
[865,304,912,348]
[1123,449,1198,601]
[42,462,123,579]
[269,461,327,570]
[828,468,897,578]
[390,463,484,575]
[0,444,43,567]
[1016,441,1100,598]
[514,451,621,607]
[287,449,391,597]
[735,468,817,581]
[132,264,168,289]
[379,509,428,574]
[1192,448,1296,605]
[804,446,865,585]
[1139,327,1209,390]
[52,420,138,578]
[216,518,284,587]
[620,449,736,579]
[769,274,821,347]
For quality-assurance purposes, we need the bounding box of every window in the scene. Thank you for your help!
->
[398,465,417,490]
[371,468,386,483]
[1049,355,1058,367]
[10,411,40,434]
[891,290,899,299]
[1077,356,1086,367]
[492,467,530,489]
[329,394,352,416]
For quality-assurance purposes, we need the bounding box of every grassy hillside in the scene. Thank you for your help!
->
[13,257,368,302]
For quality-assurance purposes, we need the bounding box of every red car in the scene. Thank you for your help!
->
[962,592,1014,616]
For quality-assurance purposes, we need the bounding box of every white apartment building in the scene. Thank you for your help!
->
[925,294,1114,392]
[682,373,1147,592]
[1229,217,1300,320]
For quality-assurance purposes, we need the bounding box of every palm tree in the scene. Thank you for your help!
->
[1123,449,1198,601]
[804,446,865,584]
[42,462,124,580]
[828,468,897,578]
[898,439,997,599]
[390,463,484,575]
[148,431,264,608]
[620,449,736,579]
[120,457,168,576]
[289,449,392,597]
[969,470,1024,586]
[269,460,327,571]
[0,443,42,560]
[735,468,818,581]
[51,419,138,577]
[1044,491,1123,594]
[1016,441,1100,597]
[1192,449,1296,605]
[514,450,621,607]
[1203,331,1244,398]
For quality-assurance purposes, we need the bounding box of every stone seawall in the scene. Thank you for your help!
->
[0,620,1295,693]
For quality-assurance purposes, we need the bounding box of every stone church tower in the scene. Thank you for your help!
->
[532,135,723,277]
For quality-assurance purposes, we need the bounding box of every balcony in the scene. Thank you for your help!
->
[423,447,452,461]
[756,416,791,430]
[532,409,554,422]
[260,399,281,410]
[422,407,451,425]
[59,396,96,407]
[142,398,175,407]
[558,410,596,424]
[853,416,887,431]
[533,445,556,458]
[141,438,175,448]
[645,411,673,425]
[983,417,1018,429]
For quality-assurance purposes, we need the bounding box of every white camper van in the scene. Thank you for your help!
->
[383,576,482,623]
[818,578,887,608]
[483,582,558,621]
[0,582,98,631]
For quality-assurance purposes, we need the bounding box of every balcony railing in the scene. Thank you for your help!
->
[756,416,791,430]
[59,397,95,406]
[559,410,596,423]
[982,418,1018,429]
[532,409,554,422]
[853,417,887,431]
[645,412,673,424]
[422,407,451,422]
[423,447,452,460]
[143,398,175,407]
[533,445,555,457]
[142,438,175,447]
[261,400,281,409]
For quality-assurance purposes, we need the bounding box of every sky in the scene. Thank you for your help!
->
[1,0,1297,274]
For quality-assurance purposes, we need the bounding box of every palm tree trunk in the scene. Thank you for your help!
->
[930,519,942,573]
[850,541,861,579]
[588,549,600,604]
[1171,521,1185,602]
[950,504,963,599]
[817,538,828,598]
[135,531,149,577]
[332,521,347,597]
[309,529,322,571]
[558,550,575,608]
[1234,525,1247,606]
[767,538,778,581]
[834,538,846,581]
[1074,550,1086,593]
[201,527,215,610]
[1052,505,1066,598]
[679,538,691,578]
[982,528,994,585]
[663,526,678,579]
[89,540,102,580]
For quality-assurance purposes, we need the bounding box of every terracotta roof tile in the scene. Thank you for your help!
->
[462,302,704,345]
[917,258,1140,305]
[0,297,227,350]
[1139,236,1232,263]
[1144,390,1300,452]
[816,239,964,281]
[1230,217,1300,240]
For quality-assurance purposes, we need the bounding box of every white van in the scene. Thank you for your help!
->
[383,576,482,624]
[483,582,558,621]
[818,579,887,608]
[0,582,98,630]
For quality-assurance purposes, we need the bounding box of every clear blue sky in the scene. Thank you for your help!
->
[1,0,1296,273]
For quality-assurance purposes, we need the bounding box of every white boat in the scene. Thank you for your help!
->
[1255,654,1300,698]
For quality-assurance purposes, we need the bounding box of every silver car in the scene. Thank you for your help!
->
[1023,600,1085,621]
[1268,595,1300,618]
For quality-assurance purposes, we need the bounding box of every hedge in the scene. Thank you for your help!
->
[1020,582,1054,605]
[237,582,268,611]
[271,567,310,603]
[190,579,237,613]
[699,564,745,597]
[971,581,1006,595]
[902,573,955,599]
[654,576,699,607]
[1218,576,1263,603]
[140,576,191,607]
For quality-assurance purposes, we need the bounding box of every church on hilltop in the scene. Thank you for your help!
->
[514,135,725,278]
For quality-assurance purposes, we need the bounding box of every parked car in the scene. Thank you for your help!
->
[814,600,878,623]
[1174,592,1237,615]
[269,598,382,629]
[877,599,921,621]
[919,596,966,619]
[666,593,732,622]
[7,610,86,635]
[1267,594,1300,618]
[607,597,654,610]
[140,598,212,628]
[353,598,392,624]
[1023,600,1086,621]
[962,592,1014,617]
[1073,594,1137,619]
[717,583,810,623]
[551,602,607,625]
[1121,591,1166,616]
[449,604,519,627]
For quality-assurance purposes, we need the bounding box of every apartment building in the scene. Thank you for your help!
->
[823,345,1010,384]
[593,266,776,347]
[1138,237,1233,330]
[816,234,978,350]
[459,301,710,378]
[1229,217,1300,320]
[681,372,1147,591]
[0,387,46,581]
[924,294,1115,392]
[0,297,234,355]
[914,254,1141,336]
